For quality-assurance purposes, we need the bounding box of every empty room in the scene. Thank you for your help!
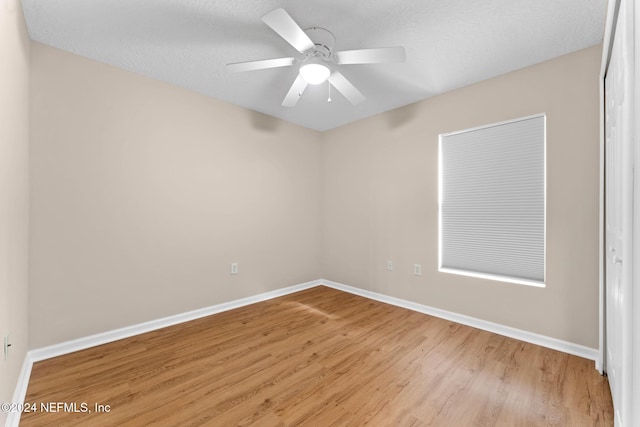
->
[1,0,638,426]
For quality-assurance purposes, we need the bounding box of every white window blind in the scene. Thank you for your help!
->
[439,114,545,287]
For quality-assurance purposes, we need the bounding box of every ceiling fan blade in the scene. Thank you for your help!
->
[262,8,315,53]
[336,46,406,65]
[227,57,295,73]
[328,71,365,105]
[282,74,309,107]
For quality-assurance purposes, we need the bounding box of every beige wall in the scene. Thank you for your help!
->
[29,43,322,348]
[321,45,602,348]
[0,0,30,419]
[28,41,601,352]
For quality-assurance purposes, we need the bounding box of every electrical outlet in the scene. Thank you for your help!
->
[387,260,393,271]
[231,263,239,275]
[414,264,422,276]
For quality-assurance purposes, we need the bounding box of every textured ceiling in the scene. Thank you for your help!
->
[21,0,606,131]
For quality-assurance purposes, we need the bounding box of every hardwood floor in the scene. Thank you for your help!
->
[21,286,613,426]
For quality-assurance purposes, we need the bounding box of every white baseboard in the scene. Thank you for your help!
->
[24,279,601,364]
[319,279,600,363]
[9,277,600,427]
[29,279,322,363]
[6,353,34,427]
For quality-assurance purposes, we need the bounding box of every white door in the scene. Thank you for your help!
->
[604,0,634,425]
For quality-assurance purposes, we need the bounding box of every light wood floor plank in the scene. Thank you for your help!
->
[21,286,613,426]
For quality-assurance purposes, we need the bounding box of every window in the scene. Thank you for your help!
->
[438,114,545,287]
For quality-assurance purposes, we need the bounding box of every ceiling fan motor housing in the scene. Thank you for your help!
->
[303,27,336,62]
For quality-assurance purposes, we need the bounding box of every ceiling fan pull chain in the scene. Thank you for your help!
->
[328,80,332,103]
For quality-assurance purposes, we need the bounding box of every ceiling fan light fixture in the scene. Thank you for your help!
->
[299,62,330,85]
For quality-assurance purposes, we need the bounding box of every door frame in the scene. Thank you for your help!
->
[633,1,640,424]
[600,1,639,426]
[599,0,621,376]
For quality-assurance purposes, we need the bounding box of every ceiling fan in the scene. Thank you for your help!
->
[227,8,406,107]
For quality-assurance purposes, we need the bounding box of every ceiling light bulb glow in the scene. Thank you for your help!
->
[300,63,330,85]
